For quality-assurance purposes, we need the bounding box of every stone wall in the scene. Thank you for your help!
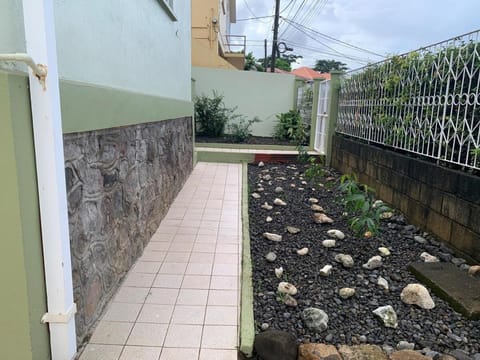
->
[331,134,480,262]
[64,117,193,344]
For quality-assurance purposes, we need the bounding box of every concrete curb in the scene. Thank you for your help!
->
[239,161,255,357]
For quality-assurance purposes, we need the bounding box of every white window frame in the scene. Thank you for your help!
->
[158,0,177,21]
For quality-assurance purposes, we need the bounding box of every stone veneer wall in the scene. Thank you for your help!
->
[331,134,480,262]
[63,117,193,344]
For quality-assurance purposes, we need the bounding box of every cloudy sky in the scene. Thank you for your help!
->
[231,0,480,71]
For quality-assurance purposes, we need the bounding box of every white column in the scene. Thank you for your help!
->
[21,0,77,359]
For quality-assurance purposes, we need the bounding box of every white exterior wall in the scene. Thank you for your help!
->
[0,0,191,101]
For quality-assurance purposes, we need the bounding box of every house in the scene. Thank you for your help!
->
[292,66,331,82]
[0,1,193,359]
[191,0,245,70]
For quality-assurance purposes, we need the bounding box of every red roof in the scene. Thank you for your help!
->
[292,67,331,81]
[265,67,293,75]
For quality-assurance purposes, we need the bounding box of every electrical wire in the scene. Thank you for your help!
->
[237,15,274,21]
[278,0,308,38]
[242,0,272,24]
[280,0,296,14]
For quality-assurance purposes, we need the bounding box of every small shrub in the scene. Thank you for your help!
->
[227,117,261,143]
[273,110,307,143]
[194,91,236,137]
[338,174,390,236]
[304,157,325,182]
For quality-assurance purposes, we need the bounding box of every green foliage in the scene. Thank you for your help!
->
[296,144,309,163]
[194,91,237,137]
[314,59,348,72]
[244,52,264,72]
[338,174,390,236]
[259,53,303,72]
[273,110,302,141]
[304,157,325,182]
[227,117,261,143]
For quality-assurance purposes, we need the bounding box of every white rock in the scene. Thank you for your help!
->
[257,187,265,192]
[298,187,304,191]
[400,284,435,309]
[278,281,297,295]
[258,161,265,167]
[377,276,389,291]
[322,239,336,248]
[273,198,287,206]
[378,247,391,257]
[286,226,300,234]
[251,193,261,199]
[380,211,393,219]
[261,202,273,210]
[362,256,383,270]
[414,235,427,244]
[327,229,345,240]
[311,204,324,212]
[420,252,439,263]
[319,265,332,276]
[301,181,307,185]
[372,305,398,328]
[275,267,283,278]
[274,186,284,193]
[468,265,480,277]
[308,198,319,204]
[263,174,272,181]
[263,232,282,242]
[339,288,355,299]
[297,247,309,256]
[313,213,334,224]
[372,200,384,208]
[266,216,273,223]
[335,254,354,268]
[290,183,296,188]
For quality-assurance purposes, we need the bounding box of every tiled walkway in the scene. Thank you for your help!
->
[79,162,242,360]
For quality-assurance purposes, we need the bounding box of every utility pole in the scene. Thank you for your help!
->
[264,39,268,72]
[271,0,280,72]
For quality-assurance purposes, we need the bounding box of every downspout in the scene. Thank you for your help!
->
[21,0,77,359]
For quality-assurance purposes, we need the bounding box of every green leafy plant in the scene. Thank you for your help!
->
[227,117,261,143]
[338,174,390,236]
[304,157,325,183]
[296,144,309,163]
[194,91,237,137]
[273,110,305,142]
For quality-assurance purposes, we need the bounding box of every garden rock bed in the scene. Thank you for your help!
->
[248,162,480,359]
[196,135,292,146]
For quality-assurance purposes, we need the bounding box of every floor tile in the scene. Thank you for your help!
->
[155,226,178,235]
[164,324,202,348]
[159,262,188,275]
[171,234,196,244]
[215,244,238,254]
[181,275,211,289]
[195,235,217,244]
[176,227,199,235]
[114,287,150,304]
[164,251,191,263]
[189,252,215,263]
[131,261,162,274]
[119,346,161,360]
[210,276,238,290]
[192,243,216,253]
[197,227,218,236]
[207,290,238,306]
[198,349,237,360]
[79,344,123,360]
[201,325,237,349]
[123,273,155,288]
[150,232,175,242]
[159,348,199,360]
[145,242,171,251]
[170,305,206,324]
[176,289,209,305]
[89,321,134,345]
[145,288,179,305]
[216,234,238,244]
[140,250,166,262]
[205,306,237,326]
[214,253,238,265]
[103,303,142,322]
[168,242,194,252]
[152,274,183,288]
[212,263,238,276]
[185,263,213,276]
[126,323,168,346]
[137,304,174,323]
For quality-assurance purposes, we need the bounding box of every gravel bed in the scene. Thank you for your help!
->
[248,162,480,357]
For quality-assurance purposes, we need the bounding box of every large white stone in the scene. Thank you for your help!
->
[420,252,439,263]
[378,247,391,257]
[273,198,287,206]
[400,284,435,309]
[362,256,383,270]
[372,305,398,328]
[339,287,355,299]
[327,229,345,240]
[297,247,309,256]
[319,265,332,276]
[313,213,333,224]
[263,232,282,242]
[275,267,283,278]
[322,239,336,248]
[278,281,297,295]
[335,254,354,268]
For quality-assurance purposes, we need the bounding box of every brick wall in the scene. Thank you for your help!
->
[64,117,193,345]
[332,134,480,262]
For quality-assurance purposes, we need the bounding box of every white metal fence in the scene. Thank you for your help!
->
[336,29,480,171]
[315,80,330,153]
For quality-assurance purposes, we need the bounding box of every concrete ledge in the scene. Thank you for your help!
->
[239,161,255,357]
[409,262,480,319]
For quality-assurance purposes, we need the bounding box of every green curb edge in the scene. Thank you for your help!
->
[239,161,255,357]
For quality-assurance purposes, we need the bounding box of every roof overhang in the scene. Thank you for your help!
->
[230,0,237,23]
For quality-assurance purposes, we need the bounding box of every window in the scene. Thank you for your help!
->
[158,0,177,21]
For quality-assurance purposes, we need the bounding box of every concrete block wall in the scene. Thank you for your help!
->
[332,134,480,262]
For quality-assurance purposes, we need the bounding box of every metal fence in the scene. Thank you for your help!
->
[336,29,480,170]
[315,80,330,153]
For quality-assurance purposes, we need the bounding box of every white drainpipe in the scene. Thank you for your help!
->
[20,0,77,358]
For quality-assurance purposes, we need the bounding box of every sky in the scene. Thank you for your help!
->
[231,0,480,71]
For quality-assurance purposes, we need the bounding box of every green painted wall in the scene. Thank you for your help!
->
[60,80,193,134]
[192,66,297,137]
[0,72,50,360]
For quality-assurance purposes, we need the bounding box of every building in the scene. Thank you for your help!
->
[292,66,331,82]
[191,0,245,70]
[0,0,193,359]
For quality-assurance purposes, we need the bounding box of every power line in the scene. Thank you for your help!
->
[242,0,272,23]
[237,15,274,21]
[279,0,307,38]
[280,0,296,13]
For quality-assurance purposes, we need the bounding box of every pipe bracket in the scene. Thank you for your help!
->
[41,302,77,324]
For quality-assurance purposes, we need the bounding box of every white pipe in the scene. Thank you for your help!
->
[20,0,77,359]
[0,53,47,78]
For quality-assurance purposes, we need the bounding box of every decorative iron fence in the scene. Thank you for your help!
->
[337,29,480,170]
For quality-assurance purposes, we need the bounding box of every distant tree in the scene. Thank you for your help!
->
[244,52,264,72]
[259,53,303,72]
[314,59,348,73]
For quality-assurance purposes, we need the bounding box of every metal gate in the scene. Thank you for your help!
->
[314,80,330,153]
